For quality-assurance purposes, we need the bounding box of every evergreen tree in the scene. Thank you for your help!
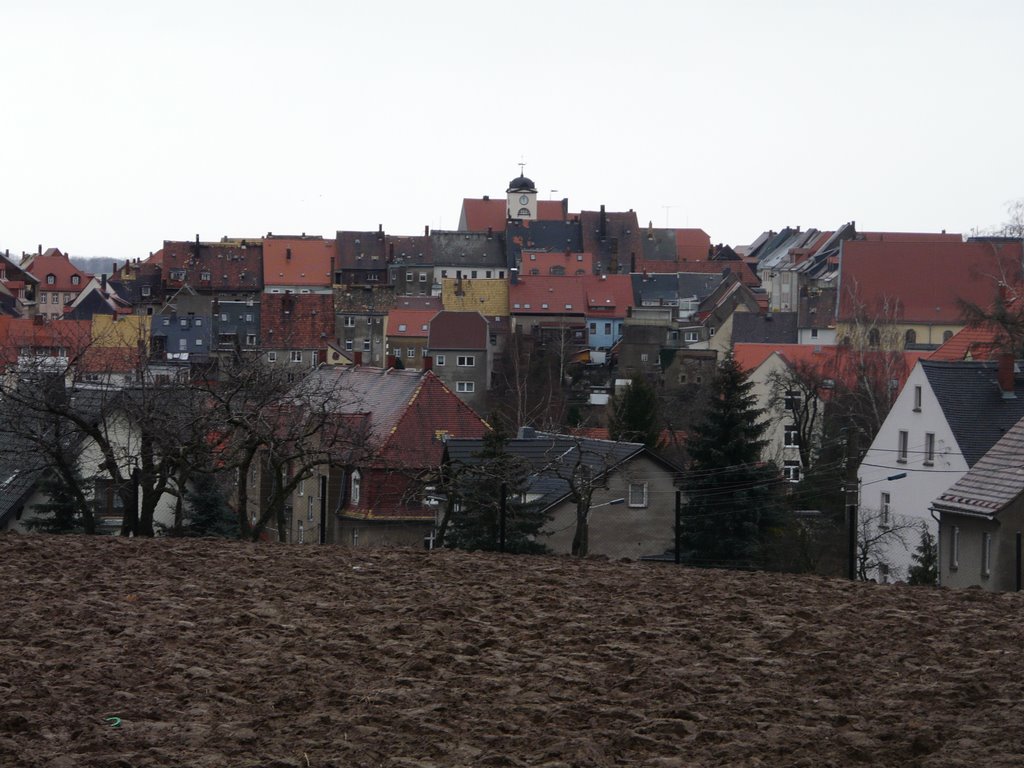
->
[608,375,660,448]
[26,469,88,534]
[907,525,938,586]
[682,351,784,569]
[445,425,548,554]
[182,472,236,538]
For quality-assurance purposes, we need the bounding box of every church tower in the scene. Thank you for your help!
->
[506,168,538,221]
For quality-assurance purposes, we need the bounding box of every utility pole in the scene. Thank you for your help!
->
[846,430,860,580]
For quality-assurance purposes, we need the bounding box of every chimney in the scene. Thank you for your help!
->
[353,350,363,365]
[101,274,107,291]
[483,195,489,201]
[422,355,433,371]
[998,353,1016,398]
[38,244,42,256]
[389,242,394,261]
[424,225,430,237]
[378,224,384,239]
[599,205,607,238]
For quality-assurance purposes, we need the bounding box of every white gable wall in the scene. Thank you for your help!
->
[858,361,968,582]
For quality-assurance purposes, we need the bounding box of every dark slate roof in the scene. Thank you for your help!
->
[336,231,388,271]
[507,175,536,193]
[923,360,1024,466]
[0,432,47,527]
[506,220,582,267]
[731,312,799,344]
[580,209,642,274]
[162,239,263,293]
[386,234,434,266]
[109,261,164,305]
[677,272,727,301]
[445,432,646,511]
[798,288,837,330]
[933,415,1024,517]
[632,273,680,305]
[431,231,507,269]
[641,229,677,263]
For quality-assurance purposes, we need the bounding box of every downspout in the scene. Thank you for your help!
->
[930,508,941,587]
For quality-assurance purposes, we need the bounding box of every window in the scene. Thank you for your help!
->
[178,339,187,351]
[810,328,818,339]
[367,317,373,325]
[195,338,203,346]
[344,316,355,327]
[943,330,954,342]
[344,339,352,351]
[456,381,475,393]
[590,323,597,334]
[924,433,935,465]
[398,324,407,332]
[471,270,478,279]
[913,386,922,411]
[419,273,427,282]
[435,354,445,366]
[246,334,256,346]
[221,312,228,322]
[950,525,959,570]
[708,327,716,336]
[40,293,47,304]
[71,274,80,286]
[784,390,801,410]
[291,350,303,363]
[897,430,909,462]
[268,351,277,362]
[441,270,448,278]
[297,520,304,544]
[604,322,612,335]
[350,470,361,505]
[783,461,801,482]
[628,482,648,508]
[194,318,203,326]
[880,492,891,527]
[982,532,992,577]
[640,353,649,362]
[904,329,917,347]
[46,274,56,285]
[180,319,188,328]
[406,273,413,282]
[307,494,315,522]
[784,425,799,447]
[201,271,211,281]
[406,348,415,358]
[245,313,253,323]
[362,340,370,351]
[684,331,699,343]
[868,328,881,347]
[457,355,475,367]
[392,346,402,358]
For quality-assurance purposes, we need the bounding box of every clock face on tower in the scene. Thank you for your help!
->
[518,194,530,205]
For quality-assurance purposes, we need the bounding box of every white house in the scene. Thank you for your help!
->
[858,357,1024,582]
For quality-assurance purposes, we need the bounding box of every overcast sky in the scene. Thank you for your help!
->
[2,0,1022,261]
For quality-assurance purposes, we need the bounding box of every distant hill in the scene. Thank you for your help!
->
[70,256,122,277]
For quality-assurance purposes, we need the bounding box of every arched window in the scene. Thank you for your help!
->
[868,328,881,348]
[350,470,361,505]
[943,330,954,342]
[904,329,917,347]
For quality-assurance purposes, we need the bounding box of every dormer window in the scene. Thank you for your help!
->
[201,271,211,281]
[46,274,56,285]
[350,470,361,505]
[71,275,80,286]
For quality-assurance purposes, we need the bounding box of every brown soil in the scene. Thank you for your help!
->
[1,534,1023,767]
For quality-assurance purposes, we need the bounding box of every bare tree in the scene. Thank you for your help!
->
[856,505,919,582]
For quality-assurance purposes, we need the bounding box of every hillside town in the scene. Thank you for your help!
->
[2,173,1023,591]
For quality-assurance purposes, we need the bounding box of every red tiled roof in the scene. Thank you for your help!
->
[0,317,92,370]
[260,293,335,349]
[928,325,1002,361]
[522,250,594,275]
[428,311,487,350]
[393,296,443,312]
[22,252,92,293]
[263,236,334,288]
[510,276,586,315]
[583,275,634,314]
[460,198,568,232]
[77,345,142,374]
[163,239,262,292]
[859,231,963,243]
[675,228,712,262]
[387,309,436,338]
[837,239,1024,323]
[734,342,928,394]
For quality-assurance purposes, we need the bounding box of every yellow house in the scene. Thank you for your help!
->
[92,314,150,350]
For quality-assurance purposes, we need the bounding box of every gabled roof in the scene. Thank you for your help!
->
[445,433,654,512]
[263,236,334,288]
[65,280,133,320]
[932,414,1024,518]
[428,311,487,350]
[679,260,760,287]
[432,230,506,269]
[521,250,593,276]
[921,359,1024,466]
[336,230,388,271]
[583,275,634,315]
[108,260,163,305]
[162,239,263,293]
[798,288,837,330]
[633,273,682,305]
[0,317,92,370]
[393,296,443,312]
[837,239,1024,323]
[509,276,586,315]
[731,312,799,344]
[579,208,643,273]
[22,251,91,293]
[458,198,569,232]
[386,234,434,265]
[260,293,334,349]
[387,309,436,338]
[928,324,1002,362]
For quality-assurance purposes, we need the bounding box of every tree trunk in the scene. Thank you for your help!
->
[571,498,589,557]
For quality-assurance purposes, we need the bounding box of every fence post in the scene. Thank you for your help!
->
[674,490,682,564]
[498,482,507,553]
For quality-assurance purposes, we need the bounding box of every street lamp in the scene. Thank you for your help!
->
[591,497,625,509]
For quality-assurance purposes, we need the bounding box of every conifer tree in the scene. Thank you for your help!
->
[608,375,660,448]
[681,351,784,569]
[26,469,88,534]
[907,526,938,586]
